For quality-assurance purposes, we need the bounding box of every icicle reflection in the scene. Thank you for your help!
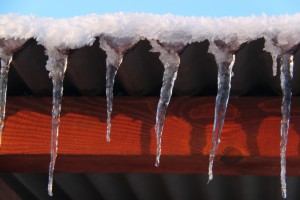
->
[150,40,182,167]
[279,54,293,199]
[100,36,138,142]
[208,53,235,182]
[0,57,12,146]
[47,56,67,196]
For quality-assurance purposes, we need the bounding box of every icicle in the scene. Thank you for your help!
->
[99,37,122,142]
[264,38,282,76]
[100,36,139,142]
[0,38,26,146]
[279,53,293,199]
[0,56,12,146]
[208,51,235,183]
[47,54,68,196]
[150,40,182,167]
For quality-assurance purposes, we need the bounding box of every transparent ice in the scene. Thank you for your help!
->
[150,40,182,167]
[279,54,293,199]
[0,57,12,146]
[0,39,26,146]
[208,53,235,182]
[47,56,67,196]
[100,36,139,142]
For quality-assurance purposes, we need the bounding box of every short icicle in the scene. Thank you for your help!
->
[150,40,182,167]
[100,36,139,142]
[264,38,282,77]
[47,54,68,196]
[0,56,12,146]
[208,52,235,183]
[279,53,293,199]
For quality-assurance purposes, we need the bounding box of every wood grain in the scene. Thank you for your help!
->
[1,96,300,175]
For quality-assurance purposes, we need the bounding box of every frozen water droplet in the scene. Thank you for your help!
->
[279,54,293,199]
[47,55,67,196]
[0,57,12,146]
[150,40,182,167]
[100,36,138,142]
[208,53,235,182]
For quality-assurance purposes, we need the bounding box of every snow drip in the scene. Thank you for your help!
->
[0,13,300,197]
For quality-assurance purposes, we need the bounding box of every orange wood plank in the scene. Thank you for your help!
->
[1,96,300,175]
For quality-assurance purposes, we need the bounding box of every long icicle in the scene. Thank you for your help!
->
[48,56,67,196]
[100,38,123,142]
[105,64,119,142]
[150,41,181,167]
[279,54,293,199]
[208,54,235,182]
[0,56,12,146]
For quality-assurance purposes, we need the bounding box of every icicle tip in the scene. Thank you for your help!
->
[106,134,111,142]
[155,160,160,167]
[281,189,287,199]
[48,184,53,196]
[207,166,213,184]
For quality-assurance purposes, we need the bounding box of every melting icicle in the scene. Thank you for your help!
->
[150,40,182,167]
[0,57,12,146]
[279,54,293,199]
[47,55,67,196]
[100,37,122,142]
[100,36,139,142]
[0,39,26,146]
[264,38,282,76]
[208,53,235,183]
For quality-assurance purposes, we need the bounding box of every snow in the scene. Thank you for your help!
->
[1,13,299,72]
[1,13,300,61]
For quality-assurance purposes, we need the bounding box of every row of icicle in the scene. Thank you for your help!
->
[0,36,297,198]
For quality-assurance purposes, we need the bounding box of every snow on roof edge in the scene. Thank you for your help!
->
[0,13,299,52]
